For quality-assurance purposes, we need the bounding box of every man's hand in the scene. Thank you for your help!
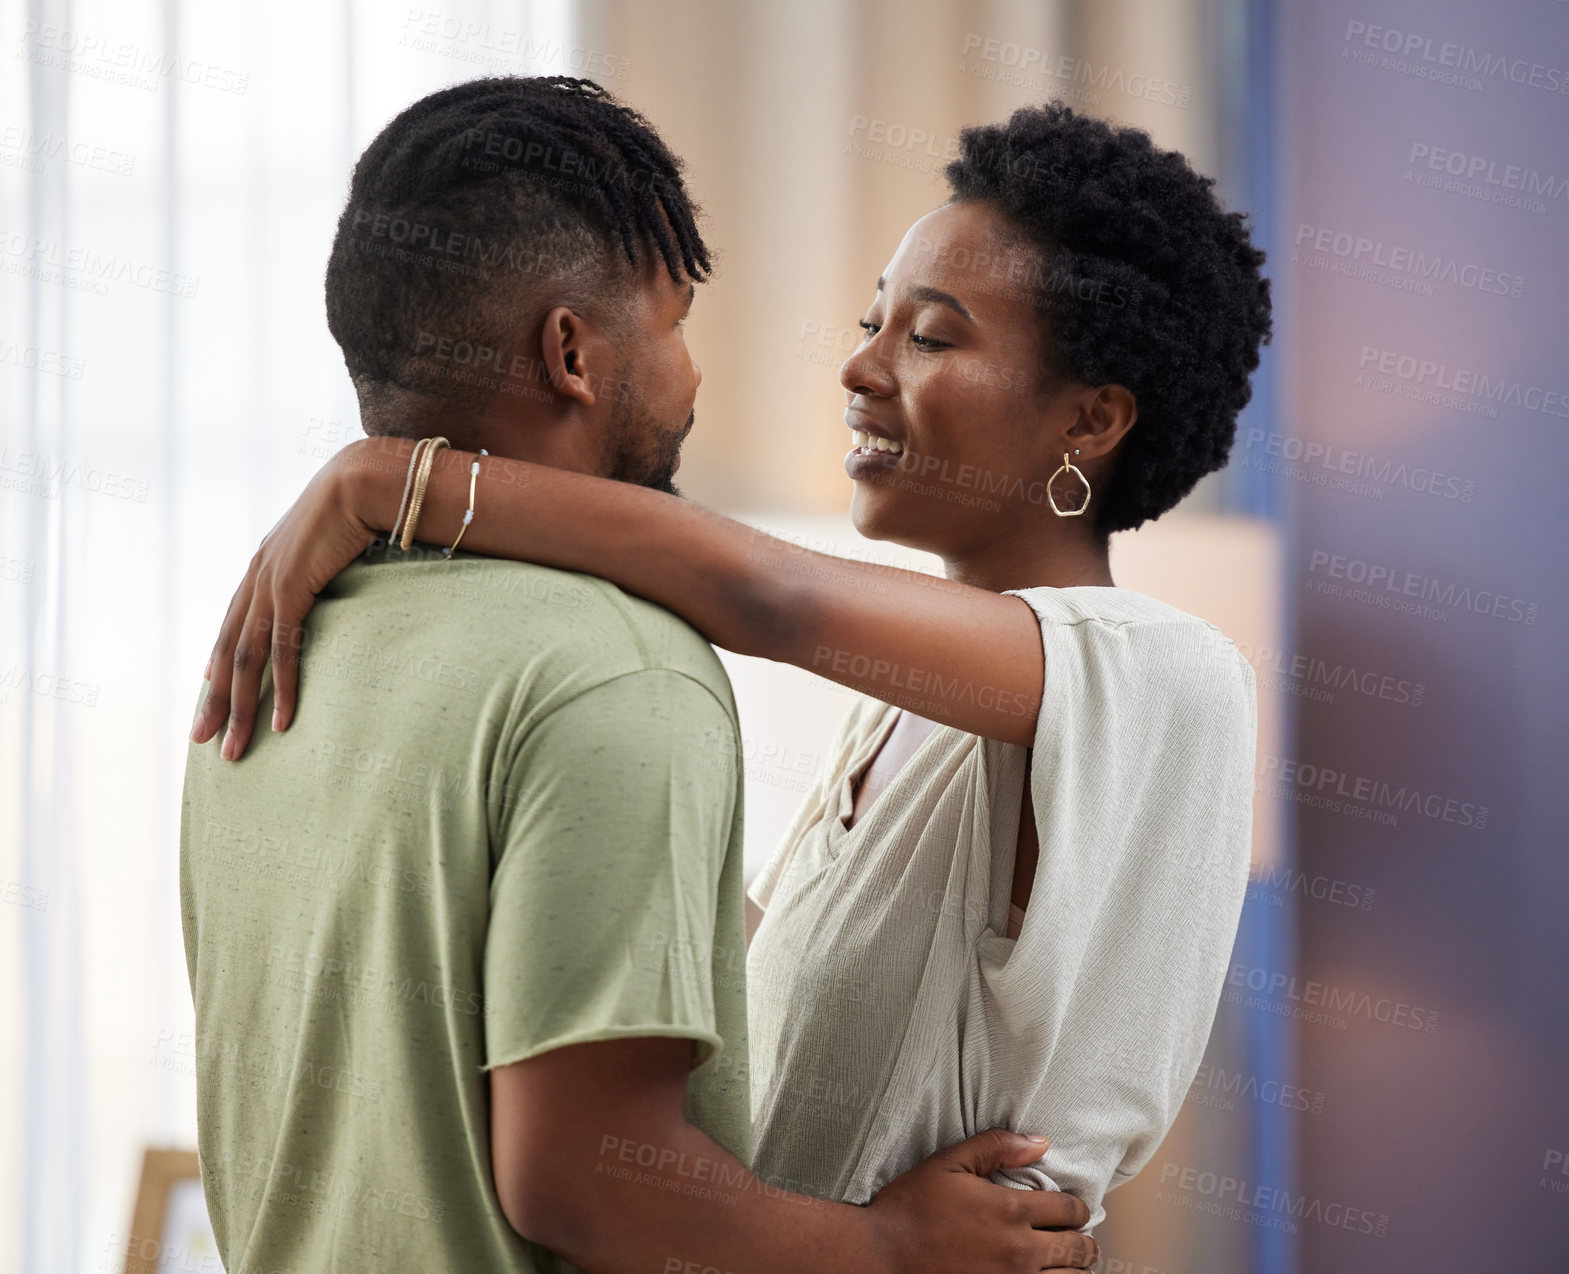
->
[492,1036,1097,1274]
[867,1129,1098,1273]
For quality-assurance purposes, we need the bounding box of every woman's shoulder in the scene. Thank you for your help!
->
[1004,584,1254,694]
[1004,584,1237,647]
[1003,582,1206,629]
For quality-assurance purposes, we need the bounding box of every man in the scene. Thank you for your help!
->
[182,77,1097,1274]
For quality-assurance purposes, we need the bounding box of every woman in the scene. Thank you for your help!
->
[195,102,1269,1230]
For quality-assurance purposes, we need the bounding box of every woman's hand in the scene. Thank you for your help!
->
[190,441,393,760]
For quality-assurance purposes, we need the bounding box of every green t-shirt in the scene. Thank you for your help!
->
[180,546,750,1273]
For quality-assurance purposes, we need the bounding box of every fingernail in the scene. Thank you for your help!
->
[272,708,282,732]
[221,728,236,761]
[1026,1134,1049,1144]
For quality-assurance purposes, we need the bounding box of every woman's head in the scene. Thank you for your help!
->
[839,101,1272,554]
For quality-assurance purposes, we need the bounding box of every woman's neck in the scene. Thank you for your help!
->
[941,528,1114,593]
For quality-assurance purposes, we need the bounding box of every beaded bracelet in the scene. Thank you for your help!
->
[443,449,487,560]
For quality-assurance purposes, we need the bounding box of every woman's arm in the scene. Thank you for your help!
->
[389,438,1044,736]
[196,435,1044,758]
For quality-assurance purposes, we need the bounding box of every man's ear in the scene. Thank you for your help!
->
[539,305,601,408]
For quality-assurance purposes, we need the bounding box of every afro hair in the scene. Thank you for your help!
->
[945,102,1272,533]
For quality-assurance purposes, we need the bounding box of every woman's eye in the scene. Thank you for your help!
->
[858,320,943,349]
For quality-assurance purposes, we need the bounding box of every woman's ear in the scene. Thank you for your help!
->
[1064,383,1138,461]
[539,305,600,407]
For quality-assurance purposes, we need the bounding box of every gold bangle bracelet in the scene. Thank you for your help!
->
[400,435,449,551]
[443,449,487,560]
[390,437,432,546]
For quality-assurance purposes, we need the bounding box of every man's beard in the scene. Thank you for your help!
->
[605,399,693,497]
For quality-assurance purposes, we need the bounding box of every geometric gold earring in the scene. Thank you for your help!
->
[1047,448,1091,517]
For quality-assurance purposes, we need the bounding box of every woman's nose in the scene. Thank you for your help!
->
[839,341,894,398]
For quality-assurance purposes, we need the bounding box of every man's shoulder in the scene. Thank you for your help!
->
[332,553,735,708]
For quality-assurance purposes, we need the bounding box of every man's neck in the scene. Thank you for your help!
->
[358,394,585,472]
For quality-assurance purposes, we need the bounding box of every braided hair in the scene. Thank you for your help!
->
[944,102,1272,534]
[325,76,709,417]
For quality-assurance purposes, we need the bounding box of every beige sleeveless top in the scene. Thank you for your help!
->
[744,586,1257,1231]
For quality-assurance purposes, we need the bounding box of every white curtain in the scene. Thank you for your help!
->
[0,2,577,1268]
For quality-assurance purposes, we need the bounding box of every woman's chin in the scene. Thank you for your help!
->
[849,487,927,551]
[848,486,891,541]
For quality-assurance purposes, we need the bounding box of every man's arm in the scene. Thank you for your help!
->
[474,669,1092,1270]
[492,1036,1099,1274]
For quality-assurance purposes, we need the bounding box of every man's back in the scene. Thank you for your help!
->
[180,546,749,1273]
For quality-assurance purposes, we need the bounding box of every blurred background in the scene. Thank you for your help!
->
[1,0,1565,1271]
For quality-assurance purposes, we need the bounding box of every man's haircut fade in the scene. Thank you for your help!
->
[324,75,710,418]
[944,101,1273,535]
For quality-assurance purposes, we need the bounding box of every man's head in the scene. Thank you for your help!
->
[324,76,707,493]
